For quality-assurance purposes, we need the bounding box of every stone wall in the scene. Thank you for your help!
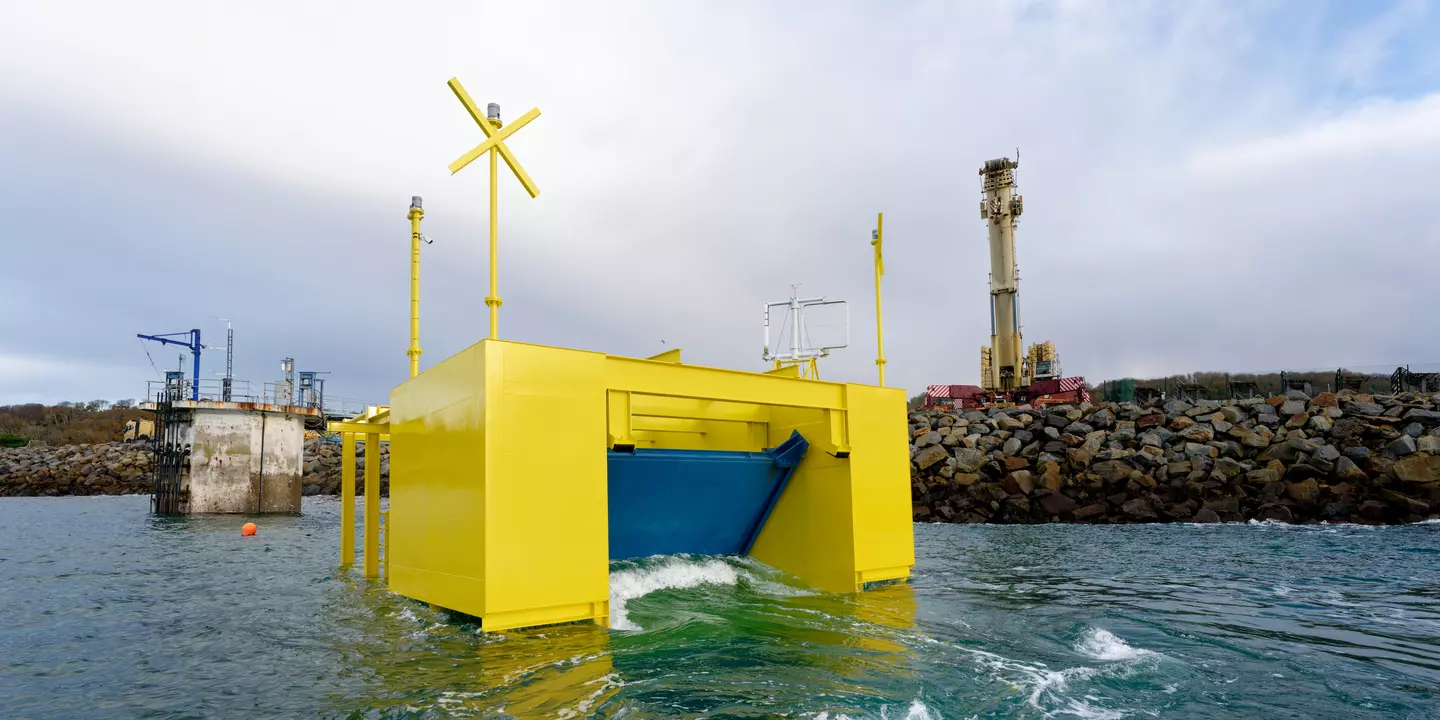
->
[910,390,1440,524]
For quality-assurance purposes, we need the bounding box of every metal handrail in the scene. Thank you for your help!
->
[143,379,377,414]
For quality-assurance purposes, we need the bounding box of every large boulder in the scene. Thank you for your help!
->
[1191,507,1221,523]
[953,447,987,473]
[1391,436,1417,456]
[1393,455,1436,483]
[1177,424,1214,443]
[1092,459,1133,484]
[1286,478,1320,503]
[1255,503,1294,523]
[1087,408,1116,429]
[1204,497,1239,514]
[1038,491,1078,516]
[1345,400,1385,417]
[1381,488,1430,516]
[915,444,948,471]
[1002,470,1035,496]
[1121,497,1157,520]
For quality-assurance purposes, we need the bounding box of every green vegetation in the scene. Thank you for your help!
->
[0,400,146,446]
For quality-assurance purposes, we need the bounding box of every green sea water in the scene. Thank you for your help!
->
[3,496,1439,718]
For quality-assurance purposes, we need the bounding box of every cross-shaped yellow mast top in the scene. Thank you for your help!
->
[447,77,541,339]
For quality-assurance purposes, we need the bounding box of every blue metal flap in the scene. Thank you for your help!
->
[607,430,809,560]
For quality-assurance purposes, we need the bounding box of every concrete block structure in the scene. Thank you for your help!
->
[154,400,319,514]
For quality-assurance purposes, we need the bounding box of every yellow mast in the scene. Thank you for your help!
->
[871,212,886,387]
[407,197,424,378]
[488,136,499,337]
[446,77,541,340]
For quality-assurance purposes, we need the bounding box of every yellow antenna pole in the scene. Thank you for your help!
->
[407,197,424,378]
[488,130,500,338]
[872,212,886,387]
[446,77,541,341]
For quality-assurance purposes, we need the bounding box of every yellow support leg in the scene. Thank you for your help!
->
[340,432,355,568]
[363,432,381,579]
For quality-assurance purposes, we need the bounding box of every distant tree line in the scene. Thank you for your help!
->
[0,400,146,446]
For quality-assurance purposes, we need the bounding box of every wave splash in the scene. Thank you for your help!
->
[1075,628,1155,662]
[608,555,748,631]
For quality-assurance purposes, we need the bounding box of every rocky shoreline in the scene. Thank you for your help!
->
[910,390,1440,524]
[0,438,391,498]
[0,442,153,496]
[7,389,1439,526]
[299,438,388,497]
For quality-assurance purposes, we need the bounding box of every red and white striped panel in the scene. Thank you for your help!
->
[1057,376,1086,392]
[926,384,952,399]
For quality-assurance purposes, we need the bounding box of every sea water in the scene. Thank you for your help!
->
[2,496,1438,718]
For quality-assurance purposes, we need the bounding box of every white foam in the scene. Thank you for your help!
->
[897,699,938,719]
[556,672,625,719]
[608,556,744,631]
[1052,699,1127,719]
[1075,628,1154,662]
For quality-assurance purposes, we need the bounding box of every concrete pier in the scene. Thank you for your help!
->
[161,400,320,514]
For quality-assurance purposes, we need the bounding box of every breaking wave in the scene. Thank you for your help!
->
[608,555,747,631]
[1075,628,1155,662]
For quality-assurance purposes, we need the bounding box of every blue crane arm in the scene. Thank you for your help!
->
[137,329,202,400]
[136,332,201,350]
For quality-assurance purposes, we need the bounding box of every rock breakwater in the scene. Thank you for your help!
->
[0,442,153,496]
[0,439,391,498]
[910,390,1440,524]
[299,438,388,497]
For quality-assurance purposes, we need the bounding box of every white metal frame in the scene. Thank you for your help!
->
[762,285,849,363]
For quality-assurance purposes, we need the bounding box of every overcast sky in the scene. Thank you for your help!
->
[2,0,1438,406]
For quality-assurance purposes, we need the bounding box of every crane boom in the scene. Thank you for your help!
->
[137,329,202,400]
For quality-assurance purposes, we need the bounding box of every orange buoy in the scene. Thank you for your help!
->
[241,522,258,536]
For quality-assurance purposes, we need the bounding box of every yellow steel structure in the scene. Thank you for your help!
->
[385,338,914,631]
[333,406,390,579]
[339,432,355,568]
[770,357,821,380]
[446,77,540,340]
[407,198,424,379]
[871,212,886,388]
[330,78,915,634]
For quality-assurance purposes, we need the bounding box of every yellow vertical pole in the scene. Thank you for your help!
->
[340,432,355,567]
[486,126,500,339]
[363,432,381,579]
[872,212,887,387]
[407,198,424,378]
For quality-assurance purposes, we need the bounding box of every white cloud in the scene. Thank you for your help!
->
[1,1,1437,404]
